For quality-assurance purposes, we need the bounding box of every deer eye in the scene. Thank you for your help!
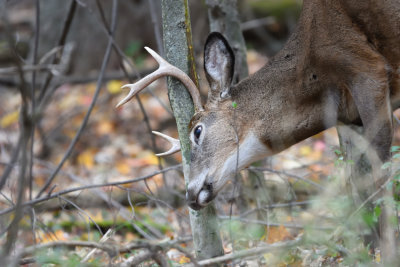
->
[194,125,202,143]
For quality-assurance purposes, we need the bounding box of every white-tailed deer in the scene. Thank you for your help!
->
[117,0,400,210]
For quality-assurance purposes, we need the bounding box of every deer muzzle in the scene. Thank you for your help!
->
[186,179,214,210]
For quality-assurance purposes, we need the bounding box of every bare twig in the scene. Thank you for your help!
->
[219,216,332,230]
[0,164,181,217]
[248,166,324,190]
[58,69,155,85]
[185,235,303,266]
[17,236,192,261]
[0,133,22,191]
[170,244,200,267]
[329,174,393,242]
[95,0,169,194]
[0,64,64,75]
[241,16,276,31]
[19,257,36,265]
[35,0,118,198]
[239,200,313,217]
[58,196,104,235]
[37,0,77,101]
[0,8,32,265]
[29,0,40,202]
[81,228,115,262]
[148,0,164,56]
[120,249,154,266]
[65,172,162,240]
[20,240,116,258]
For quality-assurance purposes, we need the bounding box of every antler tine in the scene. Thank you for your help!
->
[152,131,181,157]
[116,47,204,111]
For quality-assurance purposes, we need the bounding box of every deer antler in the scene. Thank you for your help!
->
[116,47,204,112]
[152,131,181,156]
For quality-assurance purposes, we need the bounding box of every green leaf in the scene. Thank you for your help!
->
[125,40,142,57]
[362,210,375,227]
[373,205,382,222]
[391,146,400,152]
[382,162,391,169]
[232,101,237,108]
[393,173,400,181]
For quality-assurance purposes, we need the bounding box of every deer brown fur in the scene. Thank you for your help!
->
[185,0,400,209]
[117,0,400,211]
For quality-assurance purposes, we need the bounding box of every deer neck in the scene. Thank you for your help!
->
[230,10,339,154]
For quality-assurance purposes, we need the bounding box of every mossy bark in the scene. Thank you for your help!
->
[161,0,223,260]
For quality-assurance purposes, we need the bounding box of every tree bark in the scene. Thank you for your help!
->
[161,0,224,260]
[205,0,248,83]
[206,0,270,229]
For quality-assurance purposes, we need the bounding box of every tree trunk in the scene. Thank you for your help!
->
[161,0,224,260]
[206,0,270,234]
[206,0,248,84]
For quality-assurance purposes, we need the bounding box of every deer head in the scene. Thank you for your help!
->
[117,32,272,210]
[185,33,273,209]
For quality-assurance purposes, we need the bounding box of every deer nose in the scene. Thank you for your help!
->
[186,181,214,210]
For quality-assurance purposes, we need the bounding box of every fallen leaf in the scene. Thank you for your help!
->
[107,80,123,94]
[97,121,114,135]
[146,173,164,192]
[299,145,312,156]
[78,150,96,169]
[0,110,19,128]
[116,161,131,175]
[266,225,292,244]
[179,256,191,264]
[124,232,137,242]
[37,229,68,243]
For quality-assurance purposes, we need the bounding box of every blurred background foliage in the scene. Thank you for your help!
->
[2,0,398,266]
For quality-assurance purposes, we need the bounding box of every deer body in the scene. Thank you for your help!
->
[231,0,400,153]
[118,0,400,210]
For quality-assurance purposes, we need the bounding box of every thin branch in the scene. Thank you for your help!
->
[248,166,324,190]
[185,235,303,266]
[0,164,181,217]
[241,16,276,31]
[81,228,115,263]
[170,244,200,267]
[37,0,77,101]
[29,0,40,202]
[57,69,154,85]
[120,249,154,266]
[17,236,192,260]
[329,174,393,242]
[95,0,168,191]
[0,133,22,191]
[238,200,314,217]
[58,196,104,235]
[219,216,333,230]
[20,240,116,258]
[148,0,164,56]
[64,169,162,240]
[35,0,118,198]
[0,8,32,264]
[0,64,64,75]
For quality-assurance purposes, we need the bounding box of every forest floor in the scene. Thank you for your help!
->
[1,48,400,266]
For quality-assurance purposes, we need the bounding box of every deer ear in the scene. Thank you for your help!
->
[204,32,235,105]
